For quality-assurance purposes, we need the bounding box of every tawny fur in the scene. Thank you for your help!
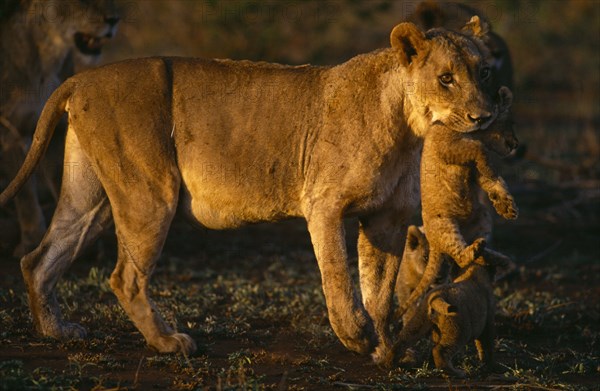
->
[0,0,118,256]
[395,225,449,326]
[391,259,506,377]
[1,21,498,363]
[394,87,518,327]
[408,0,513,89]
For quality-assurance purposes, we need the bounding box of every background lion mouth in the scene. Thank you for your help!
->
[74,32,107,56]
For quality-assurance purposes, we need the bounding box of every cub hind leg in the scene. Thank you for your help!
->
[21,129,112,339]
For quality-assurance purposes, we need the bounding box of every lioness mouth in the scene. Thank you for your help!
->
[74,32,106,56]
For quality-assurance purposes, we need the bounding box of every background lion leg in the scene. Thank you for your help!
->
[305,207,377,355]
[0,142,46,257]
[357,211,405,363]
[21,129,111,339]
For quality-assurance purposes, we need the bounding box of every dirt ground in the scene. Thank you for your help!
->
[0,174,599,390]
[1,1,599,389]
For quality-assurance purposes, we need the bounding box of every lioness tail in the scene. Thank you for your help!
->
[0,80,74,206]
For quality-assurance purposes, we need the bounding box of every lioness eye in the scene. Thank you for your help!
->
[439,73,453,86]
[480,66,491,80]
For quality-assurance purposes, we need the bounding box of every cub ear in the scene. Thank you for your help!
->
[406,225,424,250]
[497,86,513,111]
[430,297,457,315]
[390,23,428,66]
[462,15,490,38]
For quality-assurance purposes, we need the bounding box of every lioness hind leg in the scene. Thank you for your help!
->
[109,213,196,355]
[21,129,112,339]
[103,169,195,355]
[358,211,406,364]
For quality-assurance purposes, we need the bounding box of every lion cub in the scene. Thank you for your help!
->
[393,255,507,377]
[421,85,518,266]
[395,86,518,321]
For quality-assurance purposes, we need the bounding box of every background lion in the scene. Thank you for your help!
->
[0,0,119,256]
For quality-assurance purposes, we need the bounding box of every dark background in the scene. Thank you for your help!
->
[1,1,598,389]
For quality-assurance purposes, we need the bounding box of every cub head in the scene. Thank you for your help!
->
[401,225,430,276]
[390,16,497,135]
[478,86,519,157]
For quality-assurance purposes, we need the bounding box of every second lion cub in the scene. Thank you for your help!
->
[393,256,508,377]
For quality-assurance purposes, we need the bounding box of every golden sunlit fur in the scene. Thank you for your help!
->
[1,21,496,363]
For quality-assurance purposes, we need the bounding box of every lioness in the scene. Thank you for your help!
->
[0,19,498,362]
[0,0,119,256]
[395,86,518,322]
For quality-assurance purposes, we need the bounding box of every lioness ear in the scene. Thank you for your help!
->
[462,15,489,38]
[498,86,513,110]
[390,23,428,66]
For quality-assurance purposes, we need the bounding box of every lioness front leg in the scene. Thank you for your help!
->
[305,207,377,355]
[357,211,405,364]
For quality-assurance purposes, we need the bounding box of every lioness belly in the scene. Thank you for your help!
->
[170,58,319,229]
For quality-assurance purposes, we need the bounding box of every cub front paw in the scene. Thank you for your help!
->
[492,193,518,220]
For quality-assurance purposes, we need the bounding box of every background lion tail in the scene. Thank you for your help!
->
[0,80,74,206]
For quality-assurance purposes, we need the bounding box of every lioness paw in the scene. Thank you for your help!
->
[151,333,197,355]
[371,344,393,368]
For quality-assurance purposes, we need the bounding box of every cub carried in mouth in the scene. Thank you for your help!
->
[394,86,518,329]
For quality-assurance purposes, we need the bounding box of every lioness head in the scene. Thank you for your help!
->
[478,86,518,157]
[409,0,513,89]
[390,16,496,134]
[25,0,119,59]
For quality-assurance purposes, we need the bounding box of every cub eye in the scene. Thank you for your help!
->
[480,66,491,80]
[438,73,454,86]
